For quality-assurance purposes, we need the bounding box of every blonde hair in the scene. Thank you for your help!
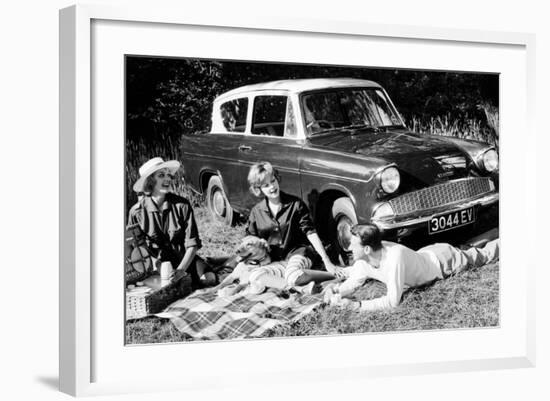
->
[247,162,281,197]
[142,174,157,195]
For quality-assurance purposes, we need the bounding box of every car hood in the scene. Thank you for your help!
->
[307,128,472,185]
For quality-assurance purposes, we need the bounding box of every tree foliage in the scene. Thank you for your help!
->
[126,57,498,142]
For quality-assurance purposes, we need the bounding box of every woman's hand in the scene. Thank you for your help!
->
[323,260,338,274]
[323,261,347,279]
[171,268,187,283]
[306,232,344,277]
[333,266,348,279]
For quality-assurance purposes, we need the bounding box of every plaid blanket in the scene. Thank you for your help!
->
[156,288,323,340]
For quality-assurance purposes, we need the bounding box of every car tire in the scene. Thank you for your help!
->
[331,197,358,265]
[206,176,234,225]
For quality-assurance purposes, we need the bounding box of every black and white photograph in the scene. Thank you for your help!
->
[5,0,547,398]
[124,57,500,344]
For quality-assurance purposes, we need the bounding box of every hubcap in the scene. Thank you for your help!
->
[212,190,226,217]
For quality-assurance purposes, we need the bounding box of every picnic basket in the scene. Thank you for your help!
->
[125,223,154,285]
[126,274,193,320]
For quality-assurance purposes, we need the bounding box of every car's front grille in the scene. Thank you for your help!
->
[389,177,494,215]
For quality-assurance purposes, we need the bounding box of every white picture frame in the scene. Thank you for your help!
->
[59,4,536,397]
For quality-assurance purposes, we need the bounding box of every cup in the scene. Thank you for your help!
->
[160,261,174,280]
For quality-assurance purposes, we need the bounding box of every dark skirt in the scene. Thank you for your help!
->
[165,254,213,288]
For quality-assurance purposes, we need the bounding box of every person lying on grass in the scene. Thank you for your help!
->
[214,235,318,296]
[244,162,340,288]
[324,224,500,311]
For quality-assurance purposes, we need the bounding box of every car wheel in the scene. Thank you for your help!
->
[206,176,234,225]
[331,197,358,265]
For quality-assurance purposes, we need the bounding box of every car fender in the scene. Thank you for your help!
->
[317,183,357,208]
[199,168,230,196]
[216,170,231,195]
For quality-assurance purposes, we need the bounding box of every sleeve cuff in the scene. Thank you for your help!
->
[304,228,317,236]
[185,238,201,249]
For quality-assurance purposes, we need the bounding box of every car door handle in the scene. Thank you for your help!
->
[238,145,252,152]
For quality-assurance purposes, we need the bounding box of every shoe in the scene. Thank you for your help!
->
[293,281,316,295]
[200,272,217,287]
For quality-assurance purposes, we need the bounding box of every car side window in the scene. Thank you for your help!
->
[252,96,289,137]
[284,99,297,138]
[220,98,248,133]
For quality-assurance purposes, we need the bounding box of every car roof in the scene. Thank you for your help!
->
[215,78,382,101]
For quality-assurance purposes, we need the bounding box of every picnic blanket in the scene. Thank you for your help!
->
[156,288,323,340]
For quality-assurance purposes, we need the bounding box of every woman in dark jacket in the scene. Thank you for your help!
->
[245,161,341,291]
[128,157,215,287]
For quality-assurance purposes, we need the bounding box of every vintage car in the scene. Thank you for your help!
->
[181,78,499,260]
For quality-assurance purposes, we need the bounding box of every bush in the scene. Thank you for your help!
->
[125,134,203,213]
[407,113,498,147]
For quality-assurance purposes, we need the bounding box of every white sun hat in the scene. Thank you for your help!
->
[132,157,181,193]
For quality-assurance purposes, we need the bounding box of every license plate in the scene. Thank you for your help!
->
[428,207,475,234]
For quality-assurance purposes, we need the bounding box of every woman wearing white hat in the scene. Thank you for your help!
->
[127,157,216,288]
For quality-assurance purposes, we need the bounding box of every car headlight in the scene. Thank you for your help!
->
[371,202,395,221]
[379,166,400,194]
[481,149,499,172]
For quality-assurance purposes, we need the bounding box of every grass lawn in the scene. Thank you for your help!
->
[125,204,499,344]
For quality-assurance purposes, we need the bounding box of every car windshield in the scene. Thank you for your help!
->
[302,88,404,135]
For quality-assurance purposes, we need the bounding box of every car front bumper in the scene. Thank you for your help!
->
[371,192,499,231]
